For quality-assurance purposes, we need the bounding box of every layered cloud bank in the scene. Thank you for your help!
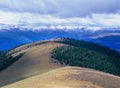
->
[0,0,120,30]
[0,11,120,28]
[0,0,120,17]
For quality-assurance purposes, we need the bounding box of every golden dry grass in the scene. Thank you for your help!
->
[0,41,65,87]
[3,66,120,88]
[1,39,120,88]
[9,38,62,55]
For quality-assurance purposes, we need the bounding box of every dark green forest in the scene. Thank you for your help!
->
[52,38,120,76]
[0,51,24,71]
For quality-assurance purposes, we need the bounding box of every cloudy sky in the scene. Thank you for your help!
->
[0,0,120,29]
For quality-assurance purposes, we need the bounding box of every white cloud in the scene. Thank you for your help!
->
[0,10,120,31]
[0,0,120,31]
[92,14,120,27]
[0,11,20,24]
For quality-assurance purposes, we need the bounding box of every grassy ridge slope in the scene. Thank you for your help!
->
[3,66,120,88]
[0,41,65,87]
[1,38,120,88]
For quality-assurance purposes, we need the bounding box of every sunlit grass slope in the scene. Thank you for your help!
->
[3,66,120,88]
[0,39,65,87]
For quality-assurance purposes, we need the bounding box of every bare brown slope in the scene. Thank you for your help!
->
[0,41,65,87]
[3,66,120,88]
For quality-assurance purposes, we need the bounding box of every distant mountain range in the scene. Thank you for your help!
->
[0,24,120,51]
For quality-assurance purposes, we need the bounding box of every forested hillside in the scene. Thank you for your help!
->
[52,38,120,76]
[0,51,24,71]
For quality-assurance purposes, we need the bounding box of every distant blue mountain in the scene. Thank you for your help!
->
[88,36,120,52]
[0,28,120,52]
[0,29,82,50]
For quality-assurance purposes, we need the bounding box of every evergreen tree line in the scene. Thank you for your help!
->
[0,51,24,71]
[52,38,120,76]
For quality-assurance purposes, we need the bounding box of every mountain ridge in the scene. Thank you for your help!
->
[0,27,120,51]
[0,38,120,88]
